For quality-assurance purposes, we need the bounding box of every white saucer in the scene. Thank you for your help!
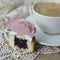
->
[26,15,60,46]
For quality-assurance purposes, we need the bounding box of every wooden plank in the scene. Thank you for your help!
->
[35,53,60,60]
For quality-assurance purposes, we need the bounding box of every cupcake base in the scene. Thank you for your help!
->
[8,34,36,53]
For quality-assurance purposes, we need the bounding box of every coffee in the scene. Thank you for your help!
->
[34,2,60,17]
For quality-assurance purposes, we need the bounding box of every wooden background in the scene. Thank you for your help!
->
[35,53,60,60]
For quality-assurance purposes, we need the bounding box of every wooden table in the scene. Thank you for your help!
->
[35,53,60,60]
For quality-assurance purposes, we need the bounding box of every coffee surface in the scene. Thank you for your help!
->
[34,2,60,17]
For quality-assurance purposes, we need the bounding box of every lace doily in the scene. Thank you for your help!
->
[0,6,60,60]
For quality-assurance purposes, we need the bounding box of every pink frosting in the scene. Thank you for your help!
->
[8,19,36,37]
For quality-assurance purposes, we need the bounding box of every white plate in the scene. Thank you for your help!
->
[26,15,60,46]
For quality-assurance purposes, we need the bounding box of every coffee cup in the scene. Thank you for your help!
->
[33,0,60,34]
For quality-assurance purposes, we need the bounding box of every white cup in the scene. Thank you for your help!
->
[33,0,60,34]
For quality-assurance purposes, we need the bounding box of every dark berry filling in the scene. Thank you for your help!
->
[14,36,27,49]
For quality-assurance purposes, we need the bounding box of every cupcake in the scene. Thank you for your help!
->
[7,19,36,53]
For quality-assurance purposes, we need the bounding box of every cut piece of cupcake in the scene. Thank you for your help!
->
[8,34,35,53]
[7,19,36,53]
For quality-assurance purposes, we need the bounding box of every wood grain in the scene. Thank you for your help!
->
[35,53,60,60]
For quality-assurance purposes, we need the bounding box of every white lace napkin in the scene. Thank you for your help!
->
[0,0,24,15]
[0,6,60,60]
